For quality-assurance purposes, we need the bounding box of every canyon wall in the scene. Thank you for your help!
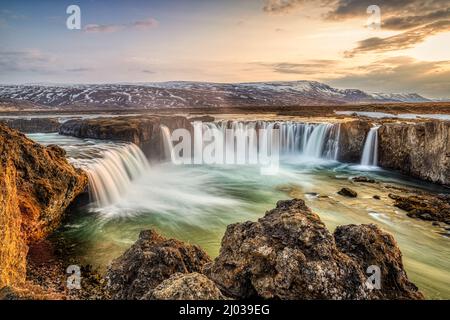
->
[0,118,61,133]
[0,124,87,288]
[337,120,371,163]
[378,121,450,186]
[59,115,192,160]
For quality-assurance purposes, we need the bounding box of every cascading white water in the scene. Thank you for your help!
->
[361,126,380,166]
[160,121,341,162]
[161,125,176,162]
[82,143,150,208]
[303,123,334,158]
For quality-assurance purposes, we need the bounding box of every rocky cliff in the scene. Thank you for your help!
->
[378,121,450,185]
[337,120,371,163]
[0,124,87,288]
[59,115,192,160]
[0,118,61,133]
[106,200,423,300]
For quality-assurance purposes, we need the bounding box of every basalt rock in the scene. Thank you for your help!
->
[0,124,87,288]
[0,118,61,133]
[337,120,371,163]
[352,176,376,183]
[59,115,193,161]
[334,224,423,300]
[205,199,423,300]
[338,187,358,198]
[150,272,224,300]
[105,229,211,300]
[389,193,450,225]
[378,121,450,186]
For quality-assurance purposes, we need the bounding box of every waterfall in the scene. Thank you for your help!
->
[303,124,334,158]
[361,126,380,166]
[160,121,341,163]
[161,125,175,162]
[83,143,149,208]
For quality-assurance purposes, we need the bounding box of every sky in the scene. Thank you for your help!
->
[0,0,449,98]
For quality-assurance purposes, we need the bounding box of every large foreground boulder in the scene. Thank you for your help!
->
[151,273,224,300]
[0,124,87,288]
[334,224,423,299]
[205,199,423,300]
[105,230,211,300]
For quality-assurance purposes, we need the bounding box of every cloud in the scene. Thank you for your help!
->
[255,60,339,75]
[0,9,27,20]
[263,0,310,14]
[65,67,93,72]
[131,18,159,29]
[328,57,450,98]
[84,24,124,33]
[263,0,450,55]
[0,49,56,73]
[142,69,155,74]
[344,20,450,57]
[83,18,158,33]
[382,7,450,30]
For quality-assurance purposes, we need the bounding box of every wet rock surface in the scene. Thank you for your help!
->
[0,124,87,288]
[352,176,376,183]
[205,199,423,300]
[105,230,211,300]
[338,187,358,198]
[59,115,193,160]
[337,120,371,163]
[389,193,450,225]
[378,121,450,186]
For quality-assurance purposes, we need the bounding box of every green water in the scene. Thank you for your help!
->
[29,133,450,299]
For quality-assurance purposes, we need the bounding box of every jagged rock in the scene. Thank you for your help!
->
[0,124,87,288]
[378,121,450,186]
[389,193,450,224]
[205,199,423,300]
[338,187,358,198]
[0,118,60,133]
[334,224,423,299]
[150,273,224,300]
[352,176,376,183]
[105,230,211,300]
[337,120,371,163]
[59,115,193,160]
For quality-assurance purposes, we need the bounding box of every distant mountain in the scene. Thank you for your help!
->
[368,92,431,103]
[0,81,433,110]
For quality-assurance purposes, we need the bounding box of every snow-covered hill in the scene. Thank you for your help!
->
[0,81,432,110]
